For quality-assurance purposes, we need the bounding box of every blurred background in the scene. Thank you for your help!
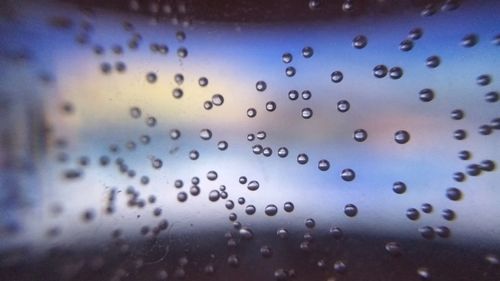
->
[0,0,499,280]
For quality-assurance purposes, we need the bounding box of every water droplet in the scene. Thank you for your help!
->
[419,88,435,102]
[389,67,403,79]
[208,190,220,202]
[212,94,224,106]
[200,129,212,140]
[337,100,350,112]
[260,245,273,258]
[421,203,433,213]
[352,35,367,49]
[288,90,299,100]
[245,205,256,215]
[426,55,440,68]
[406,208,420,220]
[297,153,308,164]
[385,242,402,257]
[266,101,277,111]
[265,204,278,216]
[282,53,292,63]
[284,202,295,212]
[446,187,462,201]
[341,169,355,181]
[331,71,343,83]
[373,64,388,78]
[344,204,358,217]
[318,160,330,171]
[177,191,188,202]
[394,130,410,144]
[353,129,367,142]
[461,34,478,47]
[393,181,407,194]
[476,74,491,86]
[278,147,289,158]
[301,108,313,119]
[247,108,257,118]
[419,226,435,240]
[247,180,260,191]
[399,39,413,51]
[146,72,157,83]
[256,81,267,91]
[302,46,314,58]
[285,66,296,77]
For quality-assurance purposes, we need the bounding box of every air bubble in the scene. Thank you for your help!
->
[353,129,367,142]
[278,147,289,158]
[344,204,358,217]
[318,160,330,171]
[172,88,183,99]
[252,144,263,154]
[435,226,450,238]
[309,0,321,10]
[227,255,239,267]
[442,209,456,221]
[305,218,315,228]
[177,47,188,58]
[200,129,212,140]
[245,205,256,215]
[152,158,163,169]
[260,245,273,258]
[451,109,464,120]
[266,101,276,111]
[301,90,311,100]
[393,181,407,194]
[247,108,257,118]
[285,67,296,77]
[288,90,299,100]
[212,94,224,106]
[476,74,491,86]
[341,169,355,181]
[174,73,184,85]
[239,227,253,240]
[385,242,402,257]
[421,203,433,214]
[394,130,410,144]
[334,261,347,274]
[409,28,423,40]
[399,39,413,51]
[198,77,208,87]
[453,172,465,182]
[331,71,343,83]
[373,65,388,78]
[247,180,260,191]
[170,129,181,140]
[204,101,213,110]
[485,91,499,103]
[297,153,308,164]
[146,72,157,83]
[461,34,478,47]
[130,107,142,119]
[417,267,431,280]
[480,160,496,171]
[466,164,481,176]
[302,46,314,58]
[284,202,294,212]
[301,108,313,119]
[207,170,218,181]
[329,227,343,239]
[419,226,435,240]
[256,81,267,92]
[276,228,289,239]
[352,35,367,49]
[265,204,278,216]
[217,141,228,151]
[406,208,419,220]
[453,129,466,140]
[446,187,462,201]
[256,131,266,140]
[190,185,200,196]
[208,190,221,202]
[177,191,188,202]
[282,53,292,63]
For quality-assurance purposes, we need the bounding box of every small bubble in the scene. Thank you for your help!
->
[239,176,247,184]
[421,203,433,213]
[265,204,278,216]
[458,150,471,160]
[146,72,157,83]
[277,228,289,239]
[140,176,150,185]
[466,164,481,176]
[426,56,440,68]
[100,62,111,74]
[278,147,289,158]
[140,135,151,144]
[353,35,368,49]
[309,0,321,10]
[305,218,316,228]
[333,260,347,274]
[389,67,403,79]
[385,242,402,257]
[373,64,388,78]
[301,108,313,119]
[146,117,157,127]
[260,245,273,258]
[453,129,467,140]
[256,81,267,92]
[208,190,221,202]
[476,74,491,86]
[115,61,126,72]
[342,0,354,12]
[238,197,246,205]
[451,109,464,120]
[288,90,299,100]
[282,53,293,63]
[152,158,163,169]
[331,71,343,83]
[200,129,212,140]
[174,73,184,85]
[442,209,456,221]
[170,129,181,140]
[245,205,256,215]
[353,129,367,142]
[318,160,330,171]
[130,107,142,118]
[435,226,451,238]
[192,177,200,185]
[480,160,496,171]
[285,67,296,77]
[172,88,183,99]
[406,208,420,220]
[177,191,188,202]
[284,202,294,212]
[419,226,435,240]
[399,39,413,51]
[212,94,224,106]
[446,187,462,201]
[225,200,235,210]
[341,168,355,181]
[297,153,308,164]
[301,90,312,100]
[302,46,314,58]
[417,267,431,280]
[485,91,499,103]
[394,130,410,144]
[204,101,213,110]
[421,4,437,16]
[479,124,493,135]
[393,181,407,194]
[247,108,257,118]
[419,88,434,102]
[344,204,358,217]
[337,100,350,112]
[266,101,277,112]
[252,144,263,155]
[491,118,500,129]
[227,255,239,267]
[207,170,218,181]
[217,141,228,151]
[174,179,183,188]
[256,131,266,140]
[247,180,260,191]
[329,227,343,239]
[177,47,188,58]
[461,34,478,47]
[198,77,208,87]
[409,28,423,40]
